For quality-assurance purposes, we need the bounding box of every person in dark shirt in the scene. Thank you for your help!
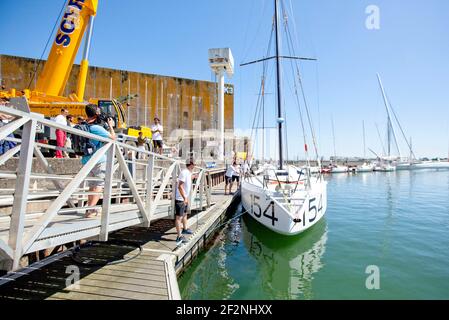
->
[82,105,116,218]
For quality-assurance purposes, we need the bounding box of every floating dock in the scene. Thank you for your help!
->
[0,183,240,300]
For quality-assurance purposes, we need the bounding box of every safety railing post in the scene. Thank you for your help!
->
[207,172,212,205]
[8,119,35,270]
[131,150,137,180]
[100,144,116,241]
[199,170,204,211]
[144,154,155,228]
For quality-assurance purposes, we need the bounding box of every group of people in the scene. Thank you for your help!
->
[54,108,165,160]
[54,108,86,159]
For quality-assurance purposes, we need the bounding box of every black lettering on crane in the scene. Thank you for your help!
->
[68,0,85,10]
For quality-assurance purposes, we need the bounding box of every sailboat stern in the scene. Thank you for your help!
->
[242,178,327,236]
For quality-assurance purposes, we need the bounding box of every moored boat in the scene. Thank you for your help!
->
[331,165,348,173]
[357,163,374,172]
[242,168,327,235]
[241,0,327,236]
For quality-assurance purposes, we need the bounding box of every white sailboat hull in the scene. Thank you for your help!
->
[395,162,414,170]
[374,164,396,172]
[413,162,449,169]
[241,177,327,236]
[357,166,374,172]
[331,166,348,173]
[376,167,396,172]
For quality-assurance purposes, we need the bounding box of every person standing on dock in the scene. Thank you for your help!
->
[174,158,195,246]
[54,108,68,158]
[224,162,235,195]
[151,117,164,154]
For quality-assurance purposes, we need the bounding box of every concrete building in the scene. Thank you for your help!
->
[0,54,234,130]
[0,54,246,161]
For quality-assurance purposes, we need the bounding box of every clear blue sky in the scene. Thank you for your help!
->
[1,0,449,159]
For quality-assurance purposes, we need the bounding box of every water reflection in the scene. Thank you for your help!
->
[380,175,395,258]
[180,171,449,300]
[180,231,240,300]
[242,215,328,299]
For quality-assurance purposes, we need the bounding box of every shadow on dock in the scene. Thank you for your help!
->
[0,187,240,300]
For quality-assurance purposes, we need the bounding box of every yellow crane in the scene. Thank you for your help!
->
[0,0,127,130]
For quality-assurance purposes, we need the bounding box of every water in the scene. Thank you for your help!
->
[179,170,449,299]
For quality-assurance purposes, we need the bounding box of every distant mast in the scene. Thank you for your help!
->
[363,120,366,159]
[377,73,402,159]
[331,116,337,160]
[274,0,284,169]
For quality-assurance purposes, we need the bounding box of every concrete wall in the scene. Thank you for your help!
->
[0,54,234,135]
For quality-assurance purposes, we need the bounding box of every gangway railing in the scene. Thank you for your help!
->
[0,100,223,271]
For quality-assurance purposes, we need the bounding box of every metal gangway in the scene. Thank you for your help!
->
[0,101,221,272]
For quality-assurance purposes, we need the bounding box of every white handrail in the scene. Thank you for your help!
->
[0,100,226,271]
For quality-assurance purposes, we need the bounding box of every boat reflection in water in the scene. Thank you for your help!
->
[242,214,328,299]
[179,206,328,300]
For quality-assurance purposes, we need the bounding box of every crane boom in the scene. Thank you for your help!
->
[35,0,98,100]
[0,0,129,133]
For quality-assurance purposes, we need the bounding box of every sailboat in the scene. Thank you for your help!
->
[357,121,374,172]
[385,98,449,170]
[374,74,398,172]
[357,162,375,173]
[241,0,327,236]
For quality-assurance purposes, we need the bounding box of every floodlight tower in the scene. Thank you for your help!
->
[209,48,234,161]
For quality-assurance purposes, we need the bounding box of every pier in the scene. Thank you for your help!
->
[0,104,240,300]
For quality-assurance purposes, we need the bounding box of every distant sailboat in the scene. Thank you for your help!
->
[357,162,375,173]
[374,74,398,172]
[357,121,374,172]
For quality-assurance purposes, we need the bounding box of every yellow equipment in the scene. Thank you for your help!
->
[236,152,247,160]
[127,126,152,139]
[0,0,127,130]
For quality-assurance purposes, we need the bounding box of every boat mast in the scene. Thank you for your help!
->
[377,74,392,157]
[377,73,402,159]
[274,0,284,169]
[375,122,387,156]
[331,116,337,161]
[262,75,265,162]
[363,120,366,159]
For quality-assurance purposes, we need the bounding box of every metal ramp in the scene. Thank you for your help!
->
[0,102,222,271]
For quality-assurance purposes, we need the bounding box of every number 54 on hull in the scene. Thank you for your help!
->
[241,180,328,236]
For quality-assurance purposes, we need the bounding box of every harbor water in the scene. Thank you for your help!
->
[179,170,449,299]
